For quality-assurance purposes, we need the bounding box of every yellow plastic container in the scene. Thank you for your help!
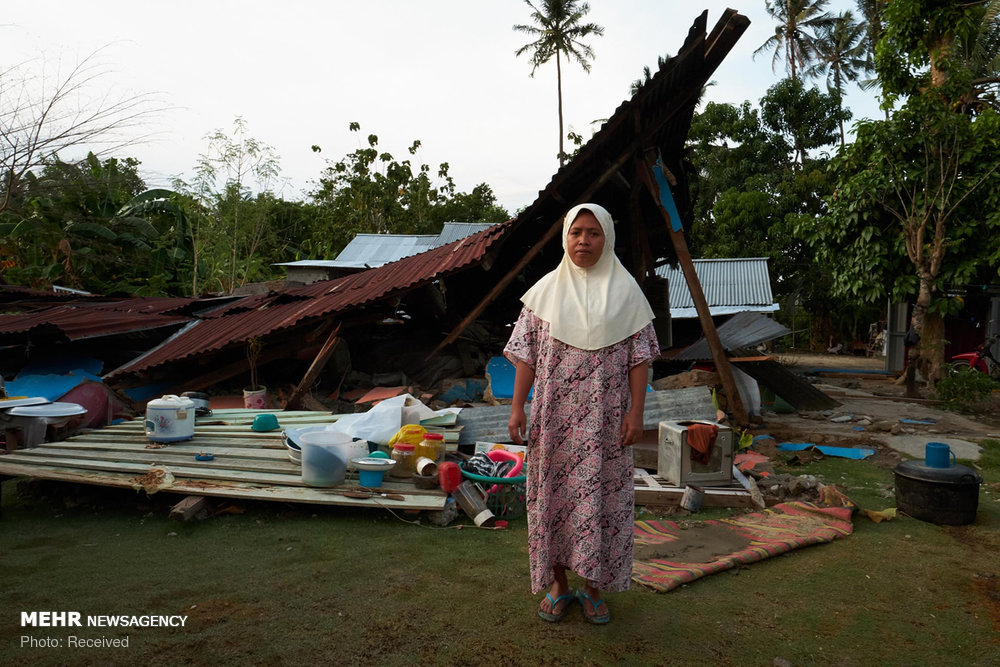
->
[415,432,445,463]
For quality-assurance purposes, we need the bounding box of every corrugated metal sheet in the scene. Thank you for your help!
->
[732,359,840,411]
[334,234,438,267]
[106,222,512,378]
[0,305,190,343]
[656,258,777,315]
[85,297,200,315]
[435,222,495,246]
[674,311,791,361]
[274,224,496,270]
[454,387,716,445]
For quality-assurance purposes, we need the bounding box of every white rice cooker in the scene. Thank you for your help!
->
[145,395,196,442]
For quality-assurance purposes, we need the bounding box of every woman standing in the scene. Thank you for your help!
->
[505,203,659,624]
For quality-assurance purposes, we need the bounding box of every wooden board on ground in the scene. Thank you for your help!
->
[633,468,752,508]
[0,410,445,511]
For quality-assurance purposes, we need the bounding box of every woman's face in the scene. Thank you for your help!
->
[567,211,606,268]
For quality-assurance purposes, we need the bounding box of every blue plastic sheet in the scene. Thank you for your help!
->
[777,442,875,459]
[6,374,86,401]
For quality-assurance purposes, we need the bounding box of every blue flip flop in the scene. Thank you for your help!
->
[538,590,575,622]
[576,588,610,624]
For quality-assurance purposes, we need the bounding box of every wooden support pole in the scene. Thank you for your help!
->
[640,154,749,427]
[431,149,646,358]
[285,323,342,411]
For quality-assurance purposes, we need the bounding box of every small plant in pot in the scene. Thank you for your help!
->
[243,337,267,409]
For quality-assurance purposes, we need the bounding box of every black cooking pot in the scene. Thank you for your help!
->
[180,391,212,417]
[894,460,982,526]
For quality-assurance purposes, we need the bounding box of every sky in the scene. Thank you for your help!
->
[3,1,881,214]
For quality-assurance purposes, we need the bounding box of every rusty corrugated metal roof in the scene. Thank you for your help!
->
[86,297,200,315]
[106,222,512,378]
[0,305,191,343]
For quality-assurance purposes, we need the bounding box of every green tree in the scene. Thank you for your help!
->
[686,82,858,348]
[0,153,174,293]
[755,0,835,80]
[184,117,283,294]
[759,78,847,167]
[958,0,1000,112]
[807,11,869,145]
[806,1,1000,394]
[309,123,509,258]
[513,0,604,166]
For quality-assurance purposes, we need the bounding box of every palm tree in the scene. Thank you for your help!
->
[630,53,672,96]
[807,11,869,145]
[853,0,888,117]
[960,0,1000,112]
[755,0,835,80]
[513,0,604,167]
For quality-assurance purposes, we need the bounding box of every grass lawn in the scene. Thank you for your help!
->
[2,441,1000,666]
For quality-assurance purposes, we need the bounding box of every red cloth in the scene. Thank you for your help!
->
[687,423,719,465]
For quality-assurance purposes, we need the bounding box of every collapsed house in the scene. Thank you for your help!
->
[2,11,819,512]
[2,10,753,410]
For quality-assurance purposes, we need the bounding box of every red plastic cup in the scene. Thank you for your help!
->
[438,461,462,493]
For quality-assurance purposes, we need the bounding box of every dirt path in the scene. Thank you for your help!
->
[754,355,999,461]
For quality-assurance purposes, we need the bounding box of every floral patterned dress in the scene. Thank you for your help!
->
[503,307,659,593]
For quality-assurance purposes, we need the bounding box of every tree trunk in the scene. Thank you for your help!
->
[557,50,564,167]
[921,311,946,384]
[929,34,953,88]
[904,271,934,397]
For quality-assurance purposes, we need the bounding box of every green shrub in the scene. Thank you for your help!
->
[935,364,1000,409]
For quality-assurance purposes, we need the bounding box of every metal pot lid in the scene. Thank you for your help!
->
[894,459,983,485]
[181,391,211,401]
[6,402,87,417]
[351,457,397,471]
[147,395,196,409]
[0,397,51,410]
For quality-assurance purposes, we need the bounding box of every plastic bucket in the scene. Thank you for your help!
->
[358,469,385,487]
[299,431,353,487]
[925,442,956,469]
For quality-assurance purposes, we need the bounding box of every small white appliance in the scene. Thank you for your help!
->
[657,420,733,487]
[145,395,196,443]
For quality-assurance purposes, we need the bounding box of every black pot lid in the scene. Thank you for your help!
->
[181,391,210,400]
[894,459,983,485]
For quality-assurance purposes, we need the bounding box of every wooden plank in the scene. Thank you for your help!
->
[635,485,753,508]
[0,453,306,486]
[14,447,302,475]
[633,471,752,508]
[69,433,289,448]
[0,452,440,496]
[286,324,341,410]
[38,441,292,460]
[641,153,748,427]
[0,461,445,510]
[635,469,662,489]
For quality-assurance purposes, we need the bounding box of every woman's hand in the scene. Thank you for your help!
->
[508,406,528,445]
[622,360,649,446]
[620,407,643,446]
[508,359,534,446]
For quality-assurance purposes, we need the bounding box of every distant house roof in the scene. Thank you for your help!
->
[274,223,495,271]
[655,257,779,319]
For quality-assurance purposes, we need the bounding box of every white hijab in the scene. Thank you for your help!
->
[520,203,654,350]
